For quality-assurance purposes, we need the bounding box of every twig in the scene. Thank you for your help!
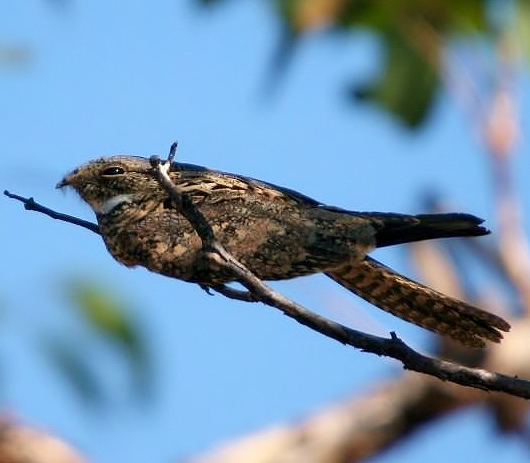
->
[148,148,530,398]
[5,154,530,398]
[4,190,100,234]
[210,284,259,302]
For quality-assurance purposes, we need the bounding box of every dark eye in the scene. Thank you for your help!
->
[101,166,125,177]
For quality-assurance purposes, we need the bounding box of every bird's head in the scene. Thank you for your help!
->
[57,156,163,215]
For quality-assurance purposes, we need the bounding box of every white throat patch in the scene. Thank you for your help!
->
[98,194,135,214]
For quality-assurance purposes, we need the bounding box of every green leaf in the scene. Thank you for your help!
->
[68,282,138,350]
[65,280,152,399]
[352,31,439,128]
[515,0,530,63]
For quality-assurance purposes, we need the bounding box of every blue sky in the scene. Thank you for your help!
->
[1,2,529,463]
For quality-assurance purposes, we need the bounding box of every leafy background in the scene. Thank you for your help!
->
[2,1,530,462]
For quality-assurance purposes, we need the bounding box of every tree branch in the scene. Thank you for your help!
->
[0,416,89,463]
[148,149,530,398]
[188,373,485,463]
[4,190,100,235]
[5,152,530,398]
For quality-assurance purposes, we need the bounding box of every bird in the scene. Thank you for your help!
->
[57,155,510,347]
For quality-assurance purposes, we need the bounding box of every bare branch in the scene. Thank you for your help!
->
[4,190,100,235]
[188,373,484,463]
[0,416,88,463]
[188,284,530,463]
[5,156,530,398]
[210,284,259,302]
[149,150,530,398]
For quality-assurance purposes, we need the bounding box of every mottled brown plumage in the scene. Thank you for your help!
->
[57,155,510,347]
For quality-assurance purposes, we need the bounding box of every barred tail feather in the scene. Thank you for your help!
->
[325,257,510,348]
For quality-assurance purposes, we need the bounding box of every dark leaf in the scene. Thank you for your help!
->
[44,339,106,404]
[351,32,439,128]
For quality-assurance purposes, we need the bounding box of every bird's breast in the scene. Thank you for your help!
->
[97,205,205,280]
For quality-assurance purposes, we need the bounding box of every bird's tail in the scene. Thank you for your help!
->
[359,212,490,248]
[325,257,510,347]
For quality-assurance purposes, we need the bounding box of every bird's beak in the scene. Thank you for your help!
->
[56,168,78,189]
[56,177,69,189]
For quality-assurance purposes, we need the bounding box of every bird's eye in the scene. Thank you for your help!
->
[101,166,125,177]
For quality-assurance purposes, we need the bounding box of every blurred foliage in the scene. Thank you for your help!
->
[0,43,32,67]
[68,281,143,361]
[4,0,521,409]
[45,339,108,405]
[45,280,152,405]
[198,0,515,128]
[352,30,439,127]
[0,0,69,69]
[515,0,530,62]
